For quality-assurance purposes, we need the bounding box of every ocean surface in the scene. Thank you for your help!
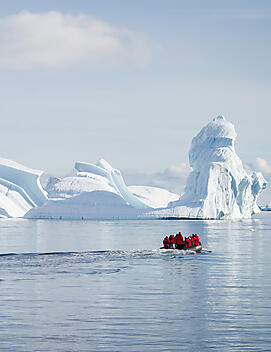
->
[0,213,271,352]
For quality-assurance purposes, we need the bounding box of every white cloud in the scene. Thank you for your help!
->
[253,157,271,175]
[0,11,155,69]
[123,163,192,194]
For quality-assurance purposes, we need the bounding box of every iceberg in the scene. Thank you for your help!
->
[45,159,179,207]
[74,159,151,209]
[26,159,179,219]
[1,116,267,220]
[25,190,146,220]
[0,158,48,217]
[128,185,179,209]
[148,116,267,219]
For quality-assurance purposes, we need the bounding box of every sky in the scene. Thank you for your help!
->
[0,0,271,200]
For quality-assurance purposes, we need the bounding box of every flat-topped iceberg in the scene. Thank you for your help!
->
[0,158,48,217]
[148,116,267,219]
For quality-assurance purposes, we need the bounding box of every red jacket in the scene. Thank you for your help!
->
[185,238,191,248]
[163,236,170,249]
[169,235,175,244]
[194,235,199,245]
[175,234,184,245]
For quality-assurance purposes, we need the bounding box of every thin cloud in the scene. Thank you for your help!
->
[182,8,271,21]
[249,157,271,176]
[123,163,192,195]
[0,11,156,70]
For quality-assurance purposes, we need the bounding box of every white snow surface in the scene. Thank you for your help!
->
[25,191,146,220]
[45,159,151,209]
[46,159,181,209]
[46,174,117,199]
[75,159,151,209]
[128,185,180,209]
[0,157,48,217]
[147,116,267,219]
[30,159,180,219]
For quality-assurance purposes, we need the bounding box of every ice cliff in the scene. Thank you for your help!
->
[0,158,48,217]
[149,116,267,219]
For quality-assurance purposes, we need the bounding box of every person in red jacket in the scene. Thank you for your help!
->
[185,237,192,249]
[175,232,184,250]
[163,236,170,249]
[169,235,175,249]
[193,234,199,246]
[196,234,200,246]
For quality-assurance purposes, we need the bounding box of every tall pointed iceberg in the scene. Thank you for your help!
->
[151,116,267,219]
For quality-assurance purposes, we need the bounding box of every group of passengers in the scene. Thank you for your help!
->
[162,232,200,250]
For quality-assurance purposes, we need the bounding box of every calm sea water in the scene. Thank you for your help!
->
[0,214,271,352]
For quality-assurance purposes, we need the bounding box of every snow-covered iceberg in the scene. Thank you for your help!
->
[0,158,48,217]
[25,191,146,220]
[148,116,267,219]
[74,159,151,209]
[26,159,179,219]
[128,185,179,209]
[2,116,267,220]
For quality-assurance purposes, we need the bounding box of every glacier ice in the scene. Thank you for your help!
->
[25,190,146,220]
[45,159,151,208]
[0,158,48,217]
[1,116,267,220]
[45,159,179,209]
[26,159,180,219]
[148,116,267,219]
[74,159,152,209]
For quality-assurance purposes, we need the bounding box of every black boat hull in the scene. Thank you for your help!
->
[160,245,202,252]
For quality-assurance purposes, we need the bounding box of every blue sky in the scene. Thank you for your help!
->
[0,0,270,185]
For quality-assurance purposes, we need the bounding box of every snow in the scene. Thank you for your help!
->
[147,116,267,219]
[75,159,151,209]
[128,185,179,209]
[25,191,145,220]
[45,159,180,208]
[46,174,117,199]
[0,158,48,217]
[45,159,151,209]
[27,159,180,219]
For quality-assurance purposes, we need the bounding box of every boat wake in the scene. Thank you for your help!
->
[0,247,211,259]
